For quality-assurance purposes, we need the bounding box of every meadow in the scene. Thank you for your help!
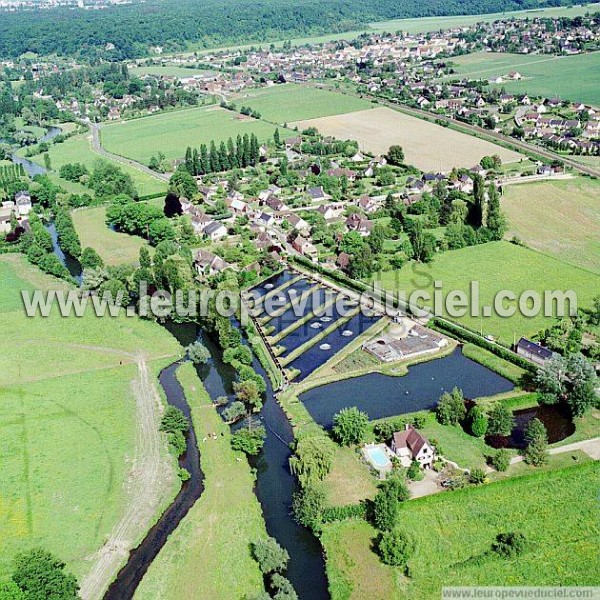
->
[321,462,600,600]
[291,106,522,171]
[449,51,600,106]
[502,177,600,274]
[18,132,166,197]
[0,254,181,580]
[238,84,373,124]
[72,206,150,266]
[101,106,289,165]
[371,241,600,343]
[129,65,214,78]
[135,363,267,599]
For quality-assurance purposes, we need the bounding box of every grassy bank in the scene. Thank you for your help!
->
[135,362,267,599]
[321,462,600,600]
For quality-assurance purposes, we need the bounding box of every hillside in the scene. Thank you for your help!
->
[0,0,576,59]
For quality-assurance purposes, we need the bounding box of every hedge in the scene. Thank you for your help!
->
[322,503,367,524]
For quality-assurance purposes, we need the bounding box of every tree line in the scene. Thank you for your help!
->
[181,132,264,176]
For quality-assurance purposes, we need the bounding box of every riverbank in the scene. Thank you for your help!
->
[134,362,267,599]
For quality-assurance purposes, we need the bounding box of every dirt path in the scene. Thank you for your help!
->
[79,353,175,600]
[509,436,600,465]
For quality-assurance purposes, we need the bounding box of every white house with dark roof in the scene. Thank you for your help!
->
[203,221,227,242]
[14,191,32,216]
[390,424,435,468]
[516,337,554,366]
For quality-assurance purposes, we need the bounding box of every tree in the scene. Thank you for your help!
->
[331,407,369,446]
[487,404,514,437]
[169,167,197,199]
[79,247,104,270]
[492,532,526,558]
[273,128,281,148]
[469,173,485,228]
[11,549,79,600]
[289,436,334,488]
[523,418,548,466]
[291,486,324,531]
[436,388,466,426]
[376,529,415,568]
[536,354,597,417]
[386,145,405,166]
[270,574,297,600]
[222,401,246,423]
[252,537,289,574]
[0,581,24,600]
[468,405,488,437]
[233,379,263,412]
[485,182,506,240]
[407,459,423,481]
[139,245,152,268]
[231,425,266,455]
[186,341,210,364]
[373,485,399,531]
[89,160,137,199]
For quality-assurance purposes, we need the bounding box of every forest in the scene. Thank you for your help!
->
[0,0,573,60]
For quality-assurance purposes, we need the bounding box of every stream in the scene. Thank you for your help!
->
[104,361,204,599]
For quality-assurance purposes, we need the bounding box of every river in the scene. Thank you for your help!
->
[8,125,62,177]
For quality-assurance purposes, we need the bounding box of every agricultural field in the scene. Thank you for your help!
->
[72,206,151,266]
[17,132,166,197]
[371,241,600,343]
[321,463,600,600]
[238,84,373,124]
[129,65,215,78]
[135,363,267,600]
[449,51,600,106]
[502,177,600,274]
[0,254,181,581]
[101,106,289,165]
[291,106,522,171]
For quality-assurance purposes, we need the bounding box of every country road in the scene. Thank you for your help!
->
[510,436,600,465]
[383,101,600,178]
[79,353,175,600]
[88,122,170,183]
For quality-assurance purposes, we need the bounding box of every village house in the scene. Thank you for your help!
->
[291,234,318,260]
[283,213,310,234]
[14,191,32,216]
[307,186,331,202]
[203,221,228,242]
[194,250,232,277]
[516,337,554,366]
[390,424,435,468]
[356,195,380,214]
[345,213,373,236]
[317,203,344,221]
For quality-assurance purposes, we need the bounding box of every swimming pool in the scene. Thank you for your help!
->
[366,446,391,468]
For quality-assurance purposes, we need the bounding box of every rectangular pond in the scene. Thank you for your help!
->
[249,270,295,299]
[298,348,515,427]
[287,312,381,381]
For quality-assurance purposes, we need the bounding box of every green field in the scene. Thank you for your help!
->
[321,463,600,600]
[449,51,600,106]
[0,254,181,580]
[371,241,600,343]
[503,177,600,274]
[73,206,151,266]
[101,106,289,165]
[17,132,167,197]
[130,66,214,78]
[135,362,267,599]
[240,84,374,124]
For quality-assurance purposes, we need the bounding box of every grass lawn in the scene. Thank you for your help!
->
[0,255,182,580]
[461,343,527,383]
[72,206,150,266]
[240,84,374,124]
[135,363,267,600]
[321,462,600,600]
[17,133,167,197]
[371,241,600,344]
[502,177,600,274]
[449,51,600,106]
[101,106,291,165]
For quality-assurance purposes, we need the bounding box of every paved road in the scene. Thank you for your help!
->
[88,122,170,183]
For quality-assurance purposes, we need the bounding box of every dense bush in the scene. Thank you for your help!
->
[492,531,526,558]
[376,529,415,568]
[252,537,289,574]
[321,503,367,523]
[332,407,369,446]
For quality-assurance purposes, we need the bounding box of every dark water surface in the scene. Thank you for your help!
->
[299,348,515,427]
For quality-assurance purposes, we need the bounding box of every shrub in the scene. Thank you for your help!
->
[373,421,395,442]
[178,467,191,481]
[492,531,526,558]
[291,486,324,531]
[490,449,510,472]
[372,486,399,531]
[321,503,366,523]
[376,529,415,568]
[468,405,489,437]
[231,426,266,456]
[469,468,487,485]
[524,418,548,467]
[270,574,298,600]
[160,406,189,436]
[488,404,514,437]
[186,341,211,364]
[407,459,424,481]
[222,401,246,423]
[252,537,289,574]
